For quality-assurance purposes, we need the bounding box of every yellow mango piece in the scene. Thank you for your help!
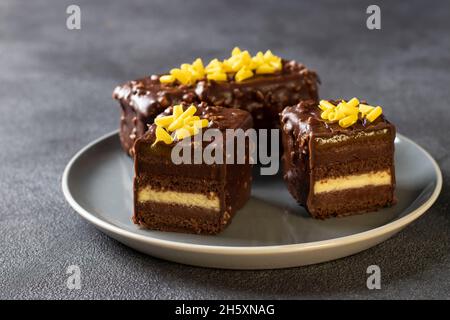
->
[232,47,241,56]
[359,103,375,115]
[240,51,252,65]
[167,118,185,132]
[173,104,183,118]
[319,100,336,111]
[339,114,358,128]
[222,59,234,73]
[336,101,346,108]
[366,106,383,122]
[154,115,175,128]
[180,63,191,70]
[170,68,192,85]
[251,52,265,69]
[230,56,245,72]
[329,108,346,121]
[206,58,219,68]
[228,51,252,72]
[327,111,336,121]
[205,59,223,73]
[175,126,199,140]
[192,58,204,70]
[321,108,333,120]
[187,68,202,81]
[206,67,224,75]
[207,72,227,81]
[180,105,197,119]
[269,59,282,71]
[159,75,175,84]
[255,64,276,74]
[154,126,173,145]
[339,102,359,116]
[191,58,205,78]
[192,119,209,129]
[248,60,259,70]
[231,60,244,72]
[184,116,200,125]
[168,105,197,131]
[346,97,360,108]
[263,50,275,61]
[235,67,253,82]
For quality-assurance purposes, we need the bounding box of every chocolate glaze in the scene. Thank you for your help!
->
[280,100,392,138]
[133,103,253,234]
[280,100,396,218]
[113,60,319,155]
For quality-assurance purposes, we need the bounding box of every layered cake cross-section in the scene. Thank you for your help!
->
[280,98,396,218]
[113,48,319,155]
[133,102,253,234]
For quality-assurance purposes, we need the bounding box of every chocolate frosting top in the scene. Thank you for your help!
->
[113,60,319,121]
[142,102,253,147]
[280,100,393,139]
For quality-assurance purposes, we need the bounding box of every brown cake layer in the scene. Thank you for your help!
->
[308,185,395,219]
[134,202,230,234]
[313,130,393,165]
[280,100,396,218]
[135,175,222,194]
[312,133,394,181]
[113,60,319,155]
[313,157,393,180]
[133,103,253,234]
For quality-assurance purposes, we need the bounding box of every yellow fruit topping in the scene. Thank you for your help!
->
[346,97,360,108]
[318,98,383,128]
[154,115,174,128]
[231,47,242,56]
[154,126,174,145]
[170,68,193,86]
[175,126,199,140]
[359,104,375,115]
[207,72,227,82]
[339,114,358,128]
[366,106,383,122]
[159,75,175,84]
[255,64,276,74]
[235,67,253,82]
[321,108,333,120]
[153,104,210,145]
[167,105,197,131]
[319,100,336,111]
[159,48,282,85]
[184,116,200,126]
[173,104,183,118]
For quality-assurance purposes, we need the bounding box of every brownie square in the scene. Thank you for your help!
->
[133,102,253,234]
[280,99,396,218]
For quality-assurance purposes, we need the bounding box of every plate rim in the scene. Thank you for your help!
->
[62,130,442,255]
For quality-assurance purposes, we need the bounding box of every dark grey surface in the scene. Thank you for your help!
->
[0,0,449,299]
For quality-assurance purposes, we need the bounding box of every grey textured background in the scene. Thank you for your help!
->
[0,0,449,299]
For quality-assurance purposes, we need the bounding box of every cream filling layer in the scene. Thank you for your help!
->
[315,129,389,145]
[137,186,220,211]
[314,170,391,194]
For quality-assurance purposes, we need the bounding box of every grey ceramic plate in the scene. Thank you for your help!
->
[62,131,442,269]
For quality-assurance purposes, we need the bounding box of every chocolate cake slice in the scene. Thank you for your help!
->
[280,99,396,218]
[113,48,319,155]
[133,102,253,234]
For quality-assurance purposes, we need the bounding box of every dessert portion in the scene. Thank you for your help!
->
[280,98,396,218]
[113,48,319,155]
[133,102,253,234]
